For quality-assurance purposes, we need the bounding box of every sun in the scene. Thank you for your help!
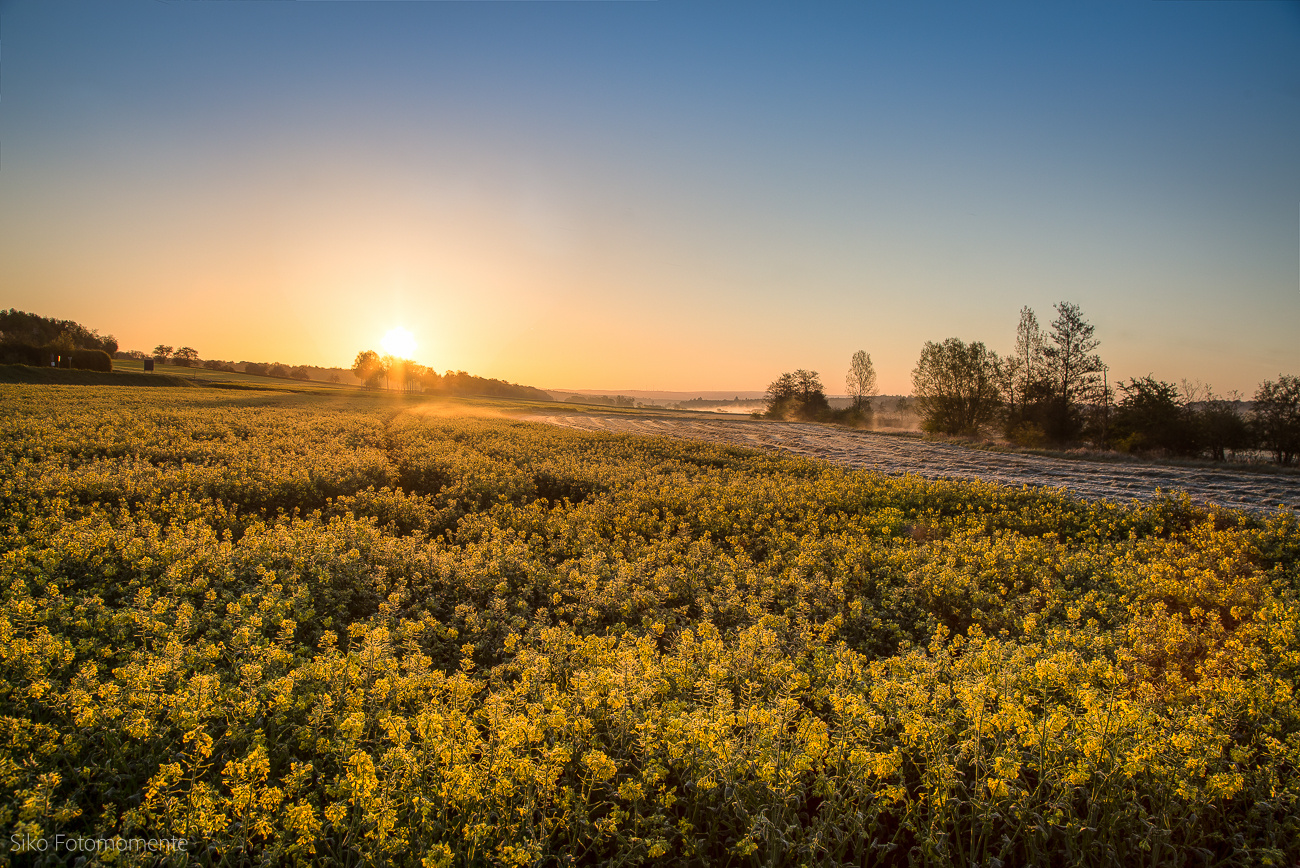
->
[381,327,417,359]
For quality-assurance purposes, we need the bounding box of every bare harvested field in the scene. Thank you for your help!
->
[528,413,1300,514]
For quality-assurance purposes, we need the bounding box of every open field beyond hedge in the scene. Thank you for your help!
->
[2,385,1299,866]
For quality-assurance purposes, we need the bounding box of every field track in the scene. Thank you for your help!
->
[529,413,1300,513]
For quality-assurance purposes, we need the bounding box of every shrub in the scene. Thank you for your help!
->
[1111,375,1199,456]
[1253,375,1300,466]
[69,348,112,372]
[0,342,48,366]
[1194,398,1251,462]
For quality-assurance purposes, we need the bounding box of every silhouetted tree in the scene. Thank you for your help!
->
[912,338,1002,435]
[352,350,385,389]
[1110,376,1198,456]
[1253,375,1300,465]
[1003,307,1046,419]
[0,309,116,355]
[845,350,878,412]
[764,370,829,420]
[1042,302,1104,442]
[153,345,173,363]
[173,346,198,367]
[1195,394,1250,462]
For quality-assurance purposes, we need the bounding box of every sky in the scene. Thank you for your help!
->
[1,0,1297,395]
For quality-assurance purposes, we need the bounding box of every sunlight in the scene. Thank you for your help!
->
[381,326,417,359]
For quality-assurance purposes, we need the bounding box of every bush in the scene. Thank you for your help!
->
[912,338,1002,435]
[763,370,831,421]
[1253,375,1300,466]
[70,349,112,372]
[1194,399,1251,462]
[1110,376,1199,456]
[0,343,48,366]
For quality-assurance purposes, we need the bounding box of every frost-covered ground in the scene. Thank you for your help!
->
[527,414,1299,514]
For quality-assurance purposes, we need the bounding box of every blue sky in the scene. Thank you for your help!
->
[1,0,1297,394]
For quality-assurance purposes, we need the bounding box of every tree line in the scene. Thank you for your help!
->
[763,302,1298,466]
[0,308,117,370]
[910,302,1299,466]
[761,352,879,426]
[351,350,553,402]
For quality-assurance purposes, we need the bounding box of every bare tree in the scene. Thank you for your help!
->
[1006,306,1044,413]
[845,350,878,411]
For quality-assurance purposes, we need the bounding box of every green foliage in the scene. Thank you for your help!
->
[912,338,1002,435]
[69,349,113,373]
[0,309,118,356]
[1,385,1299,866]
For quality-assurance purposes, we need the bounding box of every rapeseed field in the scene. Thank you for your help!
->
[2,385,1298,866]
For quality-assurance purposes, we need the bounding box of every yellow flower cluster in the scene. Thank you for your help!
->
[1,384,1298,866]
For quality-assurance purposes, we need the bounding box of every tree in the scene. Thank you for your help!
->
[764,372,798,418]
[1253,375,1300,466]
[1041,302,1103,441]
[173,346,198,367]
[911,338,1002,435]
[352,350,385,389]
[845,350,878,411]
[764,370,829,421]
[153,345,173,362]
[1110,376,1198,456]
[381,354,404,391]
[0,309,116,354]
[1005,306,1044,414]
[1195,393,1250,462]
